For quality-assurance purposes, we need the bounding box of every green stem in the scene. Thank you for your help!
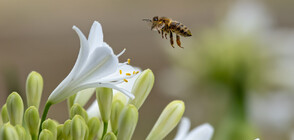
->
[230,69,247,121]
[102,121,108,138]
[31,134,38,140]
[38,102,52,136]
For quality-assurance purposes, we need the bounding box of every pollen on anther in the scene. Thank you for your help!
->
[133,71,136,74]
[123,79,128,82]
[119,70,122,75]
[126,73,131,76]
[127,59,131,64]
[136,71,140,74]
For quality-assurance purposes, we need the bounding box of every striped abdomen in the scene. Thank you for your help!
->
[169,21,192,37]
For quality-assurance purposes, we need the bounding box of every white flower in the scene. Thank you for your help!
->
[87,67,141,118]
[48,21,137,104]
[174,117,214,140]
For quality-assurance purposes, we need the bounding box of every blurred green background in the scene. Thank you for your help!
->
[0,0,294,139]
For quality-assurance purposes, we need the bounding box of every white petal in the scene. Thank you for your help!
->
[174,117,191,140]
[71,26,90,80]
[98,83,135,99]
[185,123,214,140]
[98,64,137,83]
[76,46,118,82]
[88,21,103,48]
[116,67,141,92]
[74,88,95,107]
[87,100,101,118]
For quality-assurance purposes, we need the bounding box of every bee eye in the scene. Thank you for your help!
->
[153,17,158,21]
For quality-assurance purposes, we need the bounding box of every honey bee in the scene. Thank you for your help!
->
[143,16,192,48]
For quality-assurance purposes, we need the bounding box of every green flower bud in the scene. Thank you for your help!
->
[110,100,125,134]
[1,104,9,123]
[56,124,63,140]
[39,129,54,140]
[70,103,88,122]
[0,123,19,140]
[96,87,113,123]
[6,92,24,125]
[74,88,95,107]
[113,92,127,105]
[103,132,117,140]
[15,125,31,140]
[24,106,39,140]
[67,93,77,112]
[146,100,185,140]
[26,71,43,109]
[42,119,57,139]
[0,116,2,126]
[71,115,88,140]
[129,69,154,109]
[63,120,72,140]
[117,104,138,140]
[87,117,101,140]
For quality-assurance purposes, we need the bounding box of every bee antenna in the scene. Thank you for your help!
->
[142,19,152,22]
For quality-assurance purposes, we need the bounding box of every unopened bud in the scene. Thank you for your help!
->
[39,129,54,140]
[6,92,24,125]
[111,100,125,134]
[42,119,57,139]
[71,115,88,140]
[0,123,20,140]
[70,103,88,122]
[96,87,113,123]
[56,124,64,140]
[63,120,72,140]
[1,104,9,123]
[26,71,43,109]
[113,92,127,105]
[129,69,154,109]
[24,106,39,140]
[15,125,30,140]
[87,117,102,140]
[146,100,185,140]
[103,132,117,140]
[117,104,138,140]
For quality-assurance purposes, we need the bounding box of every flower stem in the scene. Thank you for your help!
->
[38,102,52,136]
[31,134,38,140]
[102,121,108,138]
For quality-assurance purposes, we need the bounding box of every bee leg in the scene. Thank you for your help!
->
[157,29,160,34]
[161,30,164,39]
[176,35,183,48]
[169,32,175,48]
[165,33,168,39]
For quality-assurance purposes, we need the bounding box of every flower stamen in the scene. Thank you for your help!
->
[117,48,126,57]
[119,70,122,75]
[126,73,131,76]
[127,58,131,64]
[123,79,128,82]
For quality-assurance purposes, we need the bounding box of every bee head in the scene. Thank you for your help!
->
[151,16,159,30]
[152,16,159,22]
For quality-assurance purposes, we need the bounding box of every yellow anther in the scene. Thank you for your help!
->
[127,58,131,64]
[119,70,122,75]
[123,79,128,82]
[133,71,136,74]
[126,73,131,76]
[136,71,140,74]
